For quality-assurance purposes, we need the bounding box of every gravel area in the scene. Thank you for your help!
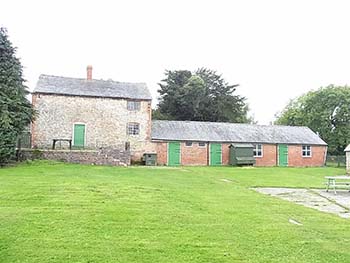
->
[253,187,350,219]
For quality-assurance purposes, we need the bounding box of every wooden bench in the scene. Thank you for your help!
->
[325,176,350,194]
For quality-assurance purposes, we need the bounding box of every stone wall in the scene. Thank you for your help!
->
[19,147,130,166]
[32,94,155,161]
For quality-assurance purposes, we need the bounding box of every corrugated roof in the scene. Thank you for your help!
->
[33,74,152,100]
[151,120,327,145]
[345,144,350,152]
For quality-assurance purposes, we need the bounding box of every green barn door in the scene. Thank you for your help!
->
[278,144,288,166]
[73,124,85,147]
[210,143,222,166]
[168,142,181,166]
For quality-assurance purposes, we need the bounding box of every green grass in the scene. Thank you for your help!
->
[0,161,349,263]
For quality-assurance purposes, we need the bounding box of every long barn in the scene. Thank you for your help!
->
[151,120,327,166]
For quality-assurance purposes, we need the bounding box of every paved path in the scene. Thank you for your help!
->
[253,187,350,219]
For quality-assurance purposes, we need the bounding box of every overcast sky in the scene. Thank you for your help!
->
[2,0,350,124]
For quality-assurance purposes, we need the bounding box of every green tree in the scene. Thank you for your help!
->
[275,85,350,155]
[156,68,250,123]
[0,28,34,165]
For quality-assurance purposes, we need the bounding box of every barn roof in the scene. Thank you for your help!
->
[151,120,327,145]
[345,144,350,152]
[33,74,152,100]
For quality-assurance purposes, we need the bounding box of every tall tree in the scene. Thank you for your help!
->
[275,85,350,155]
[156,68,250,123]
[0,28,34,165]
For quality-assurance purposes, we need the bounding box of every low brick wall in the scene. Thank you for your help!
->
[19,148,130,166]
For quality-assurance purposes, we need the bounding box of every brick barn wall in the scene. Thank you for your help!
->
[32,94,155,161]
[153,141,327,167]
[221,143,230,165]
[181,142,208,166]
[288,145,326,167]
[156,142,168,165]
[255,144,277,166]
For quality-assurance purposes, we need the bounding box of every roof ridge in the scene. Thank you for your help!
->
[151,120,327,145]
[34,74,152,100]
[152,119,309,129]
[39,74,146,85]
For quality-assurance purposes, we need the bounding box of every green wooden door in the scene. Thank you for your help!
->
[210,143,222,165]
[278,144,288,166]
[168,142,181,166]
[73,124,85,147]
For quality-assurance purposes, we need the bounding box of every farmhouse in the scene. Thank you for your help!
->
[31,66,327,166]
[151,120,327,166]
[31,66,155,160]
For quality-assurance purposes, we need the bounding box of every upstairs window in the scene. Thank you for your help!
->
[302,145,311,157]
[127,123,140,135]
[127,101,141,111]
[198,142,206,147]
[253,144,263,157]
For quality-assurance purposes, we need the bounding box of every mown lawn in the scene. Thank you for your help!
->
[0,161,348,263]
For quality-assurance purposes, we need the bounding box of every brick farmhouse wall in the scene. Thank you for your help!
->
[154,141,327,167]
[19,147,130,166]
[32,94,155,161]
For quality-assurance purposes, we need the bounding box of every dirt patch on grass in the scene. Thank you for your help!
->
[253,187,350,219]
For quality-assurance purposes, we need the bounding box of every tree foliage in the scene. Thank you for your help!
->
[155,68,251,123]
[0,28,34,165]
[275,85,350,155]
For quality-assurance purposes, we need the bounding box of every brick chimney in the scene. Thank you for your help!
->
[87,65,93,80]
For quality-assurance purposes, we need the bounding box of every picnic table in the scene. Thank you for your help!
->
[325,175,350,194]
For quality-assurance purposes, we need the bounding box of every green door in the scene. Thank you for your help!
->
[168,142,181,166]
[210,143,222,165]
[73,124,85,147]
[278,144,288,166]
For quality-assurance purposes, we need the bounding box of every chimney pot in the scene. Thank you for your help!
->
[87,65,93,80]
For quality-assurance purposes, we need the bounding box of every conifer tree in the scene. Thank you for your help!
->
[0,28,34,165]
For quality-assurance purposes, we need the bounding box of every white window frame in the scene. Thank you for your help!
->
[198,142,206,147]
[127,100,141,111]
[185,141,193,147]
[253,144,263,157]
[127,122,140,135]
[302,145,312,157]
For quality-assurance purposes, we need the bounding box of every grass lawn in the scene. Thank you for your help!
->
[0,161,349,263]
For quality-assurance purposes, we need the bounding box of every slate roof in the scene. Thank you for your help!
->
[345,144,350,152]
[151,120,327,145]
[33,74,152,100]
